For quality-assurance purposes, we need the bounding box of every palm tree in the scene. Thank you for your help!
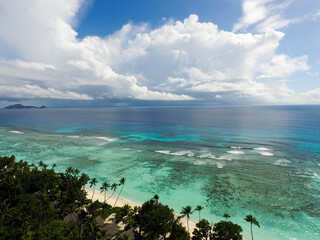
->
[194,205,204,221]
[245,215,260,240]
[38,161,48,169]
[153,194,159,204]
[0,200,14,228]
[180,205,192,233]
[114,178,126,207]
[106,183,118,202]
[224,213,230,221]
[89,178,99,200]
[100,181,110,207]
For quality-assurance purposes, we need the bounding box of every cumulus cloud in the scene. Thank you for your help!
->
[0,0,317,104]
[258,54,309,79]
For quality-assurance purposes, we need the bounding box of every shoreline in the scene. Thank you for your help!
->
[85,187,197,234]
[85,187,249,240]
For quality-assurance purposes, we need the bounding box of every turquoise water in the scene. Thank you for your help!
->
[0,106,319,239]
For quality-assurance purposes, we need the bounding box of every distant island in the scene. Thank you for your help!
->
[4,104,47,109]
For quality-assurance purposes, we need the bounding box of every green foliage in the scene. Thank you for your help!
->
[127,195,190,240]
[22,220,72,240]
[114,177,126,207]
[114,234,130,240]
[244,215,260,228]
[223,213,230,221]
[192,219,211,240]
[82,215,106,240]
[181,205,193,218]
[0,155,259,240]
[244,215,260,240]
[168,219,190,240]
[194,205,204,221]
[0,155,89,240]
[181,205,193,232]
[211,221,243,240]
[115,204,132,223]
[87,200,103,216]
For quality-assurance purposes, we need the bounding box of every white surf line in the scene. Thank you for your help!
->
[9,130,24,134]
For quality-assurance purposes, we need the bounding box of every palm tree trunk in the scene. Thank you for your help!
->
[106,190,115,202]
[114,184,124,207]
[251,223,253,240]
[199,211,201,221]
[187,218,189,233]
[91,187,95,200]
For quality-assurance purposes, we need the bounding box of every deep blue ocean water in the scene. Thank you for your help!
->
[0,106,319,240]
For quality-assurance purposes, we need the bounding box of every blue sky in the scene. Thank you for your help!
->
[0,0,319,107]
[76,0,242,37]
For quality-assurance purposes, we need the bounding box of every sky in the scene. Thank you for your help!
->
[0,0,320,107]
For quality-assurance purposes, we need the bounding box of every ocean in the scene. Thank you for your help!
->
[0,105,319,240]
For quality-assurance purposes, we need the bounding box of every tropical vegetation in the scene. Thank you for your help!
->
[0,155,260,239]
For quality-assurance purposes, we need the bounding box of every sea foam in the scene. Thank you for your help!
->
[93,136,117,142]
[259,152,274,156]
[227,150,245,155]
[254,147,271,151]
[274,159,291,166]
[67,135,80,139]
[172,151,194,157]
[155,150,171,155]
[197,153,217,159]
[155,150,194,157]
[194,160,225,168]
[197,154,233,161]
[9,130,24,134]
[231,146,243,149]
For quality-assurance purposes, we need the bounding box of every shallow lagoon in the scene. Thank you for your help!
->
[0,106,319,240]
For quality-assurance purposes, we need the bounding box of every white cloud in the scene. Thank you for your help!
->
[312,10,320,20]
[0,84,93,100]
[233,0,298,33]
[300,88,320,103]
[233,0,272,32]
[0,0,316,104]
[258,54,309,79]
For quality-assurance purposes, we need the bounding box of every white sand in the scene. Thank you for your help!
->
[85,187,249,240]
[85,187,197,234]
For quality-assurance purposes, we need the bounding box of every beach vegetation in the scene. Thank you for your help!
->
[127,195,190,240]
[194,205,204,222]
[181,205,193,232]
[223,213,230,221]
[0,155,256,240]
[244,215,260,240]
[100,181,110,209]
[211,221,243,240]
[106,182,118,202]
[192,219,211,240]
[114,177,126,207]
[89,177,99,200]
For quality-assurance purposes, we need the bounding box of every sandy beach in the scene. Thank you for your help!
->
[85,187,197,234]
[85,187,250,240]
